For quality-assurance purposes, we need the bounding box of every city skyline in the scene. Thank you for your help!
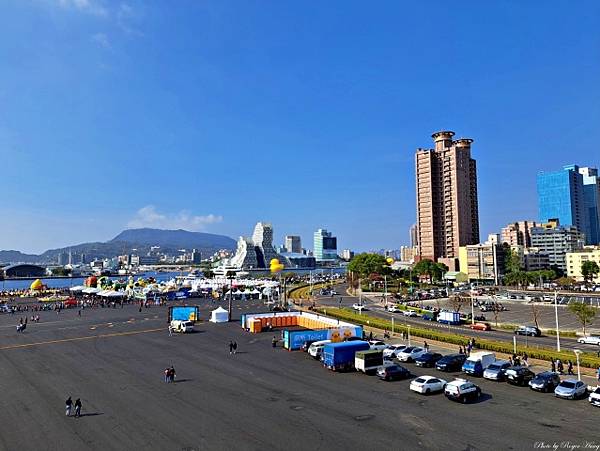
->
[1,1,599,254]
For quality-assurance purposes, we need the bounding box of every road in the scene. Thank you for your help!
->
[315,285,600,354]
[1,299,599,451]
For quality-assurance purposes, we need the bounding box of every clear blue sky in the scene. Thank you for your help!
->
[1,1,599,254]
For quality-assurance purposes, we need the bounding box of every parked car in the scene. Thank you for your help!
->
[352,303,367,312]
[403,310,418,317]
[444,378,482,403]
[421,313,434,321]
[515,325,541,337]
[529,371,561,392]
[383,344,407,359]
[483,360,511,381]
[577,336,600,345]
[410,376,447,395]
[301,340,317,352]
[473,314,486,321]
[386,305,401,313]
[414,352,443,368]
[377,364,411,381]
[435,354,467,372]
[368,340,388,351]
[396,346,427,362]
[469,322,491,331]
[554,379,588,399]
[505,366,536,386]
[589,386,600,407]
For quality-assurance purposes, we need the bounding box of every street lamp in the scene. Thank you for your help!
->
[407,324,411,346]
[574,349,582,381]
[470,292,475,325]
[554,289,561,352]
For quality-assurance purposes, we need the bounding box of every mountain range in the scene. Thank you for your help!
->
[0,228,237,264]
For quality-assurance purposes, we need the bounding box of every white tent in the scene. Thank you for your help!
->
[210,306,229,323]
[82,287,101,294]
[69,285,86,292]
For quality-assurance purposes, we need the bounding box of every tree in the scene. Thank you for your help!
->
[504,248,522,274]
[568,301,597,336]
[51,267,72,276]
[556,276,575,289]
[490,302,503,327]
[449,293,469,313]
[530,301,541,329]
[347,253,389,279]
[581,261,600,286]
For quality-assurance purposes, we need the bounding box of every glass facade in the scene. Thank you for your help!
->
[581,167,600,244]
[537,165,590,242]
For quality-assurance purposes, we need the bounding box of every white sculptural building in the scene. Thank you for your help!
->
[230,222,285,269]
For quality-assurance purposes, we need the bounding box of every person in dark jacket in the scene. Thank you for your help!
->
[65,397,72,416]
[74,399,82,417]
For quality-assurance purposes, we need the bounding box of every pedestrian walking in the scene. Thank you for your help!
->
[557,359,564,374]
[423,341,429,352]
[458,346,464,355]
[567,360,574,376]
[168,325,173,337]
[169,366,176,383]
[272,336,277,348]
[164,367,170,383]
[369,331,373,341]
[551,359,556,373]
[233,341,238,354]
[597,365,600,383]
[65,397,72,417]
[74,399,81,418]
[229,341,234,354]
[78,309,81,317]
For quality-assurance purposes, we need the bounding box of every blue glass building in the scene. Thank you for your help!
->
[537,165,592,243]
[580,167,600,244]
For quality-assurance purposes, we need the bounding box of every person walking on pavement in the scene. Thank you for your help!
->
[597,365,600,384]
[567,360,574,375]
[423,341,429,352]
[523,353,529,367]
[272,336,277,348]
[369,331,373,341]
[74,399,82,418]
[229,341,234,354]
[551,359,556,373]
[168,324,173,337]
[169,366,176,383]
[164,367,170,383]
[65,397,72,417]
[233,341,238,354]
[557,359,564,374]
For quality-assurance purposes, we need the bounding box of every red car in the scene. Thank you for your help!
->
[469,322,491,331]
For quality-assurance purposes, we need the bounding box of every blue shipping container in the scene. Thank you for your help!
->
[322,341,370,371]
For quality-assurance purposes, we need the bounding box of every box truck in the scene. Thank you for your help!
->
[462,351,496,377]
[355,349,392,375]
[437,311,461,325]
[322,341,370,372]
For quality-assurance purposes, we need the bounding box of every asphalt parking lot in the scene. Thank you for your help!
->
[1,299,599,451]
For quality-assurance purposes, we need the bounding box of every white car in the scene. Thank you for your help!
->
[308,340,331,359]
[352,303,367,311]
[368,340,387,351]
[589,386,600,407]
[383,344,407,359]
[410,376,447,395]
[403,310,418,317]
[396,346,427,362]
[170,320,194,333]
[577,336,600,345]
[386,305,401,313]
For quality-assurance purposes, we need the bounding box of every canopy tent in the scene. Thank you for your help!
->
[100,290,126,298]
[82,287,101,294]
[210,306,229,323]
[69,285,86,292]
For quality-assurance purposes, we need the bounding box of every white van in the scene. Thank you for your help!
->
[170,320,194,333]
[308,340,331,359]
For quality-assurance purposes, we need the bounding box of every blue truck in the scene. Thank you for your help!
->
[322,341,370,372]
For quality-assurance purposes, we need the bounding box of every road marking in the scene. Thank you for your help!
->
[0,328,164,351]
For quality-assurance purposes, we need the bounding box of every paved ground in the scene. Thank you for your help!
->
[1,299,599,451]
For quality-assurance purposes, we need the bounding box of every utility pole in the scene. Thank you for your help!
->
[554,289,561,352]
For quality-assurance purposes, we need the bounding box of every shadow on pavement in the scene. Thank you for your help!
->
[79,413,104,417]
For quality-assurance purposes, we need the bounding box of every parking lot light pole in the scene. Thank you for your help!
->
[554,290,561,352]
[407,324,411,346]
[470,293,474,325]
[574,349,582,381]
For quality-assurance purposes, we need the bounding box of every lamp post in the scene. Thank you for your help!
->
[470,292,475,325]
[554,289,561,352]
[574,349,582,381]
[226,271,235,322]
[407,324,411,346]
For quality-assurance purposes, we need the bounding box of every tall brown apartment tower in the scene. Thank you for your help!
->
[415,131,480,265]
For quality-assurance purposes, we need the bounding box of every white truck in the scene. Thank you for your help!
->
[462,351,496,377]
[354,349,392,375]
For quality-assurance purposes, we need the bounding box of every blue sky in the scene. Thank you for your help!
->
[1,1,599,254]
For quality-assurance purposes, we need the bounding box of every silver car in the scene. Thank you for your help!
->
[554,379,587,399]
[483,360,511,381]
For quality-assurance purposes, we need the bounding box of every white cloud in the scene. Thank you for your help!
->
[127,206,223,231]
[58,0,108,17]
[116,2,143,36]
[91,32,110,49]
